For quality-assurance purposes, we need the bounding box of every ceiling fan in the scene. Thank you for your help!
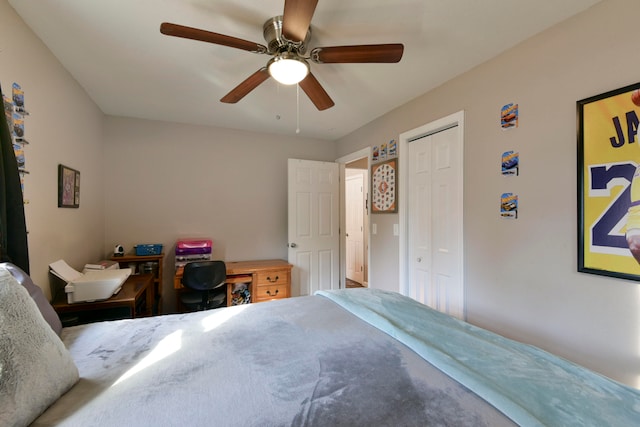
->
[160,0,404,111]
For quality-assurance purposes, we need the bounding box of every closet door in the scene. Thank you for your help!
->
[407,124,464,319]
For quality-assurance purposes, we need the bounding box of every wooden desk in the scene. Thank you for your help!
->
[52,274,154,325]
[174,259,292,308]
[110,253,164,314]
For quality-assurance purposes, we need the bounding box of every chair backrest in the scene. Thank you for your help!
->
[182,260,226,292]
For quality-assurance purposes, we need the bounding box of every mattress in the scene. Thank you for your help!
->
[32,292,514,426]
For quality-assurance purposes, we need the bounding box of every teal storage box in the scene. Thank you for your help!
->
[135,244,163,256]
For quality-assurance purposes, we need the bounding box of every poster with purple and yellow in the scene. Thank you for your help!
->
[578,82,640,280]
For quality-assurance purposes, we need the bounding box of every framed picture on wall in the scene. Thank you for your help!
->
[577,82,640,280]
[371,158,397,214]
[58,164,80,208]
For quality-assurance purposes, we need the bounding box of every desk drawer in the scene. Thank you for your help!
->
[256,270,288,286]
[254,284,287,302]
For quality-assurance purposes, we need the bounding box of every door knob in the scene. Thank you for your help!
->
[290,243,297,248]
[417,257,422,262]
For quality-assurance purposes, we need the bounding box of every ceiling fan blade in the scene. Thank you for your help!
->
[299,72,334,111]
[282,0,318,43]
[160,22,267,53]
[310,44,404,63]
[220,68,270,104]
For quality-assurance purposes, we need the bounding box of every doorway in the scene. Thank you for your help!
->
[337,148,371,289]
[399,111,465,319]
[345,160,368,287]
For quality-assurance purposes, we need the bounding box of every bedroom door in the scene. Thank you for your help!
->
[345,171,365,284]
[400,111,464,319]
[288,159,340,297]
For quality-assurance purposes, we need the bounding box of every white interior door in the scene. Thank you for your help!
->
[346,171,365,284]
[400,111,465,319]
[288,159,340,296]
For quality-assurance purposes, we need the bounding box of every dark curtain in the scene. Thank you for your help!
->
[0,83,30,273]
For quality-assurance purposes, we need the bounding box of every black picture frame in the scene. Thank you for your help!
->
[58,164,80,208]
[577,82,640,280]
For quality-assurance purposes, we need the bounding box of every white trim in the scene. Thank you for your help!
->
[336,147,371,164]
[399,111,465,315]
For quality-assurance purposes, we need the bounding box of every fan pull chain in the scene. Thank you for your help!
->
[296,84,301,134]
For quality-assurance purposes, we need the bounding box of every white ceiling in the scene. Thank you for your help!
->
[8,0,600,141]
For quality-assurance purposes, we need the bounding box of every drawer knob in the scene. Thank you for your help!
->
[267,276,279,283]
[266,289,279,296]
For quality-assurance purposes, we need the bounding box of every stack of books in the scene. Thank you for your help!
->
[175,239,212,275]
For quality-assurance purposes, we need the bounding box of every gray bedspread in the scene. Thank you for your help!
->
[32,294,514,426]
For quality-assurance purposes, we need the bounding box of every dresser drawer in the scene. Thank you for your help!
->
[256,270,288,286]
[254,284,287,302]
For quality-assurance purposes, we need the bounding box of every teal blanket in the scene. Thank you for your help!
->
[317,288,640,426]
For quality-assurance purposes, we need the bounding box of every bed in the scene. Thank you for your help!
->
[1,264,639,426]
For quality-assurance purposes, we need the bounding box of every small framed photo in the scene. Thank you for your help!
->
[58,164,80,208]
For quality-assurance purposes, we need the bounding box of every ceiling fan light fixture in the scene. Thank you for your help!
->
[268,53,309,85]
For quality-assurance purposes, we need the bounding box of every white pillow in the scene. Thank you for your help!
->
[0,267,79,427]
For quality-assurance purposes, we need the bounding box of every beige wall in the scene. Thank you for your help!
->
[0,1,105,295]
[103,116,335,311]
[337,0,640,386]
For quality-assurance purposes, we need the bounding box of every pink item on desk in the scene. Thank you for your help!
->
[176,239,212,256]
[176,239,212,249]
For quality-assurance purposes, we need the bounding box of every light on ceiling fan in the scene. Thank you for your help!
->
[268,53,309,85]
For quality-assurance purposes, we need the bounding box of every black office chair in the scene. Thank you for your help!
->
[180,260,227,311]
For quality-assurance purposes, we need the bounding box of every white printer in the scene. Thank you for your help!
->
[49,259,131,303]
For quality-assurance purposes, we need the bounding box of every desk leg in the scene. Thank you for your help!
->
[129,300,138,319]
[145,285,154,316]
